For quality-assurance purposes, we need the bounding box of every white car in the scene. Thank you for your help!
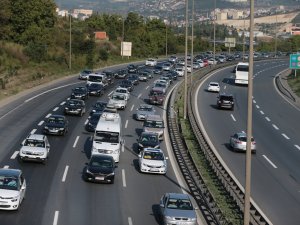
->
[19,134,50,164]
[0,168,26,210]
[145,58,157,67]
[162,63,172,71]
[113,87,130,100]
[108,93,127,109]
[207,82,220,92]
[186,65,192,73]
[138,148,167,174]
[175,68,184,77]
[196,59,205,68]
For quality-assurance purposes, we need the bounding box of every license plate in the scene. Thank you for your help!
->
[95,177,104,181]
[150,169,159,172]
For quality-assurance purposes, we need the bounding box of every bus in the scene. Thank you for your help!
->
[235,62,249,85]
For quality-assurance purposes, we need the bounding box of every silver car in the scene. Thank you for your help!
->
[143,114,164,140]
[160,193,197,225]
[229,132,256,153]
[135,104,155,121]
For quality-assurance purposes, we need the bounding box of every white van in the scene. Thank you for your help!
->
[235,62,249,85]
[87,73,108,88]
[92,113,122,162]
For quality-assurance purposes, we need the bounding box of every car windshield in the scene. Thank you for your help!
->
[24,139,45,147]
[116,89,126,93]
[90,158,113,168]
[112,95,125,100]
[144,120,164,128]
[88,75,103,82]
[0,176,19,191]
[74,87,85,92]
[47,117,65,124]
[139,106,153,111]
[143,151,164,160]
[94,131,119,143]
[94,102,106,109]
[141,134,158,142]
[220,96,233,101]
[239,136,254,142]
[237,65,249,72]
[68,100,83,106]
[166,198,193,210]
[155,83,166,88]
[210,83,219,87]
[89,84,102,89]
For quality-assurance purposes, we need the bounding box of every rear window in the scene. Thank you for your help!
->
[236,65,249,72]
[220,95,233,101]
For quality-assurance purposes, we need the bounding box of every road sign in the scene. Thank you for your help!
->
[290,54,300,69]
[121,42,132,57]
[225,37,236,48]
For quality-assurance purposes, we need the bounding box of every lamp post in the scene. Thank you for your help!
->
[213,0,216,67]
[190,0,194,86]
[183,0,188,120]
[121,15,125,59]
[69,14,72,70]
[166,23,168,57]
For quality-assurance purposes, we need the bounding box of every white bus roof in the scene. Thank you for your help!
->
[95,113,121,133]
[237,62,249,66]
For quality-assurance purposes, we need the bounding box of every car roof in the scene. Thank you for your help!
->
[0,168,21,177]
[27,134,45,141]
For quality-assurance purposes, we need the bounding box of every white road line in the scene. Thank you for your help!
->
[62,165,69,182]
[146,86,149,90]
[3,165,9,169]
[11,151,19,159]
[272,124,279,130]
[265,117,271,122]
[45,113,52,118]
[38,121,44,126]
[73,136,80,148]
[294,145,300,150]
[53,211,59,225]
[31,129,37,134]
[138,93,142,99]
[108,91,113,96]
[60,101,66,106]
[122,169,126,187]
[253,100,256,104]
[263,155,277,169]
[122,143,125,152]
[224,85,226,89]
[84,119,88,125]
[259,110,264,115]
[282,133,290,140]
[130,104,135,111]
[67,97,70,100]
[125,120,128,128]
[230,114,236,122]
[53,107,59,112]
[128,217,133,225]
[256,105,260,109]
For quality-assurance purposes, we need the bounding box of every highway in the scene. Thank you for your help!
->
[195,59,300,225]
[0,65,191,225]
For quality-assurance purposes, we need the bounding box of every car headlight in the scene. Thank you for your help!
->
[190,217,196,221]
[65,107,69,110]
[11,196,19,202]
[86,168,93,175]
[165,216,173,220]
[44,126,49,129]
[138,143,144,147]
[154,145,159,148]
[107,172,115,176]
[59,128,65,130]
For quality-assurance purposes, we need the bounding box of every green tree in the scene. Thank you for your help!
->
[0,0,12,40]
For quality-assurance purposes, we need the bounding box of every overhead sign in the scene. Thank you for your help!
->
[225,37,236,48]
[121,42,132,57]
[290,54,300,69]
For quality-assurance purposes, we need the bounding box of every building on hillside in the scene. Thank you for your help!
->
[73,9,93,16]
[216,12,228,21]
[95,32,109,41]
[56,8,69,17]
[228,10,244,19]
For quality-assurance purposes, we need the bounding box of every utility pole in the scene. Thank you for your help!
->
[69,14,72,70]
[213,0,216,67]
[166,23,168,57]
[275,14,278,57]
[244,0,254,224]
[121,16,125,59]
[184,0,188,120]
[242,18,246,61]
[190,0,194,86]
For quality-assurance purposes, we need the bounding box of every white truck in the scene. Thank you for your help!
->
[234,62,249,85]
[92,112,122,162]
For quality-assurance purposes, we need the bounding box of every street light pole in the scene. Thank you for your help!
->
[69,14,72,70]
[166,23,168,57]
[275,14,278,57]
[244,0,254,224]
[121,16,125,59]
[213,0,216,66]
[190,0,194,86]
[183,0,189,120]
[242,18,246,61]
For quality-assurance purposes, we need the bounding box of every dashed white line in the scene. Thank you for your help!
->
[263,155,277,169]
[294,145,300,151]
[67,97,70,100]
[272,124,279,130]
[130,104,135,111]
[73,136,80,148]
[125,120,128,128]
[45,113,52,118]
[224,85,226,89]
[138,93,142,99]
[38,121,44,126]
[3,165,9,169]
[253,100,256,104]
[53,107,59,112]
[230,114,236,122]
[31,129,37,134]
[256,105,260,109]
[282,133,290,140]
[11,151,19,159]
[53,211,59,225]
[128,217,133,225]
[122,143,125,152]
[108,91,113,96]
[265,117,271,122]
[84,119,88,125]
[146,86,149,90]
[62,165,69,182]
[260,110,264,115]
[60,101,66,106]
[122,169,127,187]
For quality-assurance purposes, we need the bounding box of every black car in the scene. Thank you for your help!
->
[85,112,102,132]
[127,74,139,85]
[217,93,234,110]
[83,155,116,184]
[137,132,160,152]
[87,83,104,96]
[114,68,128,79]
[103,70,115,84]
[64,99,86,116]
[71,86,89,100]
[127,64,138,73]
[90,101,107,115]
[119,80,134,92]
[43,115,68,136]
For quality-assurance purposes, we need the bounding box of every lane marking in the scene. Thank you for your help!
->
[138,93,142,99]
[224,85,226,90]
[265,117,271,122]
[122,143,125,153]
[67,97,70,100]
[253,100,256,104]
[256,105,260,109]
[125,120,128,128]
[84,119,88,125]
[53,107,59,112]
[108,91,113,96]
[53,211,59,225]
[260,110,264,115]
[73,136,80,148]
[130,104,134,111]
[272,124,279,130]
[3,165,9,169]
[45,113,52,118]
[295,145,300,151]
[60,101,66,106]
[263,155,277,169]
[31,129,37,134]
[282,133,290,140]
[62,165,69,182]
[146,86,149,90]
[230,114,236,122]
[128,217,133,225]
[11,151,19,159]
[38,121,44,126]
[122,169,127,187]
